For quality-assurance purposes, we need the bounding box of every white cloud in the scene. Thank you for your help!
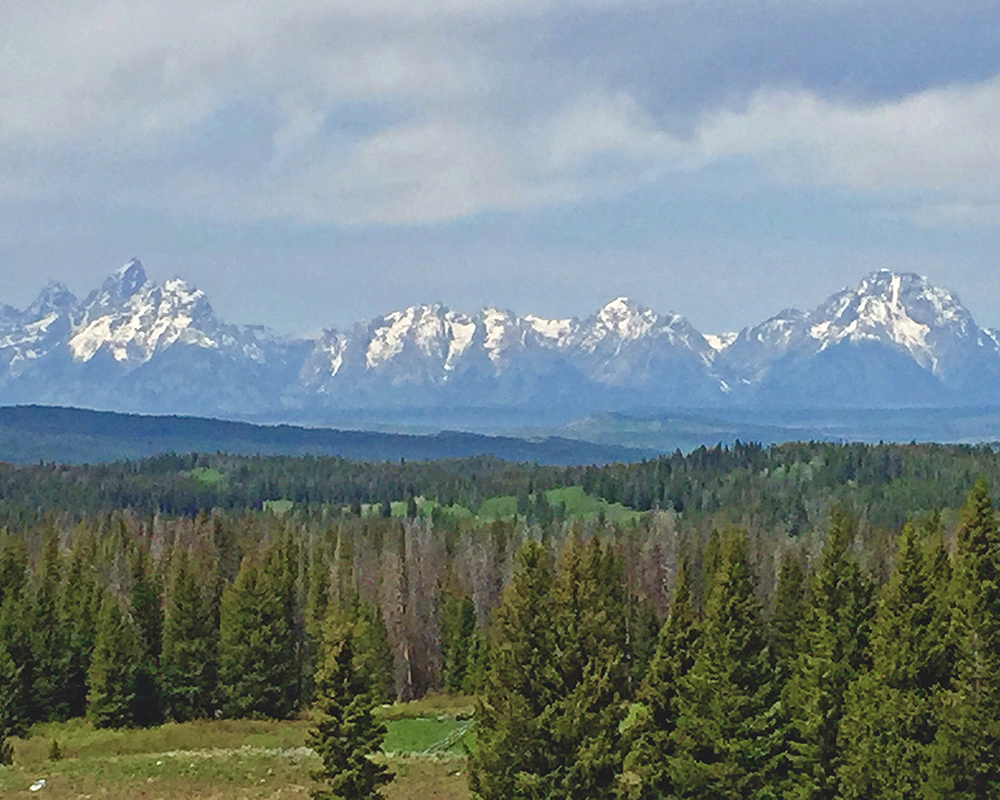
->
[694,79,1000,193]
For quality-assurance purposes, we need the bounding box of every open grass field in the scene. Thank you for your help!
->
[0,698,475,799]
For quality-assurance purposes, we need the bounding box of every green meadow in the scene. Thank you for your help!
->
[0,698,475,800]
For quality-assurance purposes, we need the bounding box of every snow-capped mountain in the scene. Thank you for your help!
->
[0,262,998,417]
[713,269,1000,406]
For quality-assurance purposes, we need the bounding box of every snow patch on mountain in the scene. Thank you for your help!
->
[705,332,737,352]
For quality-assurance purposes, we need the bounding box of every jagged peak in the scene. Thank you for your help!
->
[26,280,77,317]
[103,258,148,299]
[597,296,645,317]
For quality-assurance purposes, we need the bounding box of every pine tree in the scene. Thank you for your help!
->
[837,519,951,798]
[442,593,476,694]
[0,638,21,765]
[30,525,70,721]
[87,592,140,729]
[0,540,33,735]
[219,551,295,719]
[62,532,101,719]
[926,481,1000,798]
[309,617,393,800]
[471,537,631,799]
[160,550,218,721]
[550,537,630,799]
[668,530,780,798]
[782,506,873,800]
[468,541,560,799]
[620,559,700,800]
[351,600,396,705]
[129,543,163,726]
[770,550,806,682]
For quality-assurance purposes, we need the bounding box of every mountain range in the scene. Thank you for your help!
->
[3,260,999,419]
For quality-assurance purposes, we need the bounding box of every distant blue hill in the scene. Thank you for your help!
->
[0,405,653,466]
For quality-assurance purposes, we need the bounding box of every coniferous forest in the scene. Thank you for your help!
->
[3,441,1000,796]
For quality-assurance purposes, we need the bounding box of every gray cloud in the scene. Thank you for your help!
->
[1,0,999,336]
[3,1,998,225]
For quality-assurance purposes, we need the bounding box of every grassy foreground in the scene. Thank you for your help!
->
[0,697,474,799]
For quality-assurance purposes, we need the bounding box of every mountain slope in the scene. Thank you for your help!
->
[1,262,998,415]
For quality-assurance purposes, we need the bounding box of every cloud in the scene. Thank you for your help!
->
[694,78,1000,194]
[1,1,998,227]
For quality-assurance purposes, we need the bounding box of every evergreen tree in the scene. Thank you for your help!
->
[0,535,27,608]
[926,481,1000,798]
[668,530,780,798]
[160,550,218,721]
[129,543,163,726]
[352,600,396,705]
[442,592,476,694]
[0,541,33,735]
[219,551,296,719]
[309,617,393,800]
[471,538,630,799]
[625,594,662,691]
[620,559,700,800]
[87,592,140,729]
[0,638,21,765]
[837,519,951,798]
[550,537,630,799]
[782,507,873,800]
[30,525,70,721]
[62,533,101,719]
[469,541,560,799]
[770,550,806,681]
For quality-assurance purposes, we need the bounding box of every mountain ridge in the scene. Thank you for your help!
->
[2,261,997,416]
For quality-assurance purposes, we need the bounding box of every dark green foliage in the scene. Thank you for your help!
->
[668,531,780,799]
[470,538,630,800]
[624,594,662,690]
[0,535,27,608]
[770,550,806,678]
[620,560,699,800]
[309,619,393,800]
[5,444,1000,794]
[62,533,101,718]
[0,638,21,765]
[87,592,140,729]
[550,537,630,798]
[129,543,163,726]
[441,592,476,694]
[783,507,873,800]
[160,551,219,721]
[925,481,1000,798]
[469,542,560,799]
[351,601,395,706]
[220,545,297,719]
[0,542,32,737]
[30,525,70,721]
[837,518,951,798]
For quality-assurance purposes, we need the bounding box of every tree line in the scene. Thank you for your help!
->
[2,443,1000,796]
[471,483,1000,798]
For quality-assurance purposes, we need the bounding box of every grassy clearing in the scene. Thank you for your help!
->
[479,486,641,524]
[263,498,295,515]
[1,702,474,800]
[376,693,474,720]
[185,466,228,487]
[547,485,640,524]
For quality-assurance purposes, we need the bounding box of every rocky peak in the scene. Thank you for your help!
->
[25,281,77,319]
[101,258,149,302]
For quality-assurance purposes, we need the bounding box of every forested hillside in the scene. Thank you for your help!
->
[2,442,1000,795]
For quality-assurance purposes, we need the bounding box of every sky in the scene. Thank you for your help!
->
[1,0,998,336]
